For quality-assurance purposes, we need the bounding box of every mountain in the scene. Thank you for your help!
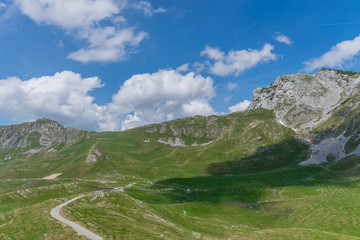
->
[2,69,360,177]
[3,69,360,239]
[247,68,360,131]
[0,68,352,169]
[0,118,85,149]
[248,68,360,165]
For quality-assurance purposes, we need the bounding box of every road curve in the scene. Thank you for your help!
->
[50,195,103,240]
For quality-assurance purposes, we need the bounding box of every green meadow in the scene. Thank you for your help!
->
[1,109,360,239]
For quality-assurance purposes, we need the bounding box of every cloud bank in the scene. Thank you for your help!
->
[0,70,216,131]
[108,69,216,130]
[0,71,105,130]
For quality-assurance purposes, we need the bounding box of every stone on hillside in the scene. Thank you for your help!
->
[157,138,185,147]
[86,145,102,163]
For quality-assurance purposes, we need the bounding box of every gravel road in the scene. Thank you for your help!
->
[50,195,103,240]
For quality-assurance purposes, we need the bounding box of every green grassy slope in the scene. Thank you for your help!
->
[2,108,360,239]
[0,109,301,181]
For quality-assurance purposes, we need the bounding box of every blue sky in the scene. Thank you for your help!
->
[1,0,360,130]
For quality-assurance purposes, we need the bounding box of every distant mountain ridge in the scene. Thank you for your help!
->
[0,118,86,149]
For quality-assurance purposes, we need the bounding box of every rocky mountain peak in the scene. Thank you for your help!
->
[0,119,86,149]
[247,68,360,131]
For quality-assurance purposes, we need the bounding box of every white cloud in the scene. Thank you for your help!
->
[229,100,251,112]
[227,82,237,91]
[303,35,360,72]
[0,71,106,130]
[0,70,216,131]
[200,46,224,61]
[68,27,148,62]
[182,100,216,117]
[14,0,162,63]
[274,33,292,45]
[176,63,189,72]
[112,15,127,24]
[192,62,207,73]
[14,0,120,29]
[201,44,277,76]
[108,69,216,130]
[132,1,167,17]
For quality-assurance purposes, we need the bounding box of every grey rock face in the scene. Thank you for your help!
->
[157,138,185,147]
[246,68,360,165]
[247,69,360,130]
[0,118,85,149]
[86,145,102,163]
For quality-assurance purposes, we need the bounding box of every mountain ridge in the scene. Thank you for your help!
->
[0,118,86,150]
[2,68,360,167]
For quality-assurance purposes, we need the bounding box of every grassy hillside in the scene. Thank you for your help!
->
[2,108,360,239]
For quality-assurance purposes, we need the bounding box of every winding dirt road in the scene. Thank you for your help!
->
[50,195,103,240]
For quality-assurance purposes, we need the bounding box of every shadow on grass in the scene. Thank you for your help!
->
[126,137,359,206]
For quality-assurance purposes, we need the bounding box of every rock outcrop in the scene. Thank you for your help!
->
[157,138,185,147]
[86,145,102,163]
[247,68,360,165]
[247,69,360,130]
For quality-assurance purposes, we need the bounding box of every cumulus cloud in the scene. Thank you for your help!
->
[229,100,251,112]
[192,62,207,73]
[0,71,106,130]
[274,33,292,45]
[108,69,216,130]
[303,35,360,72]
[182,100,216,117]
[201,46,224,61]
[201,44,277,76]
[0,70,216,131]
[14,0,163,63]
